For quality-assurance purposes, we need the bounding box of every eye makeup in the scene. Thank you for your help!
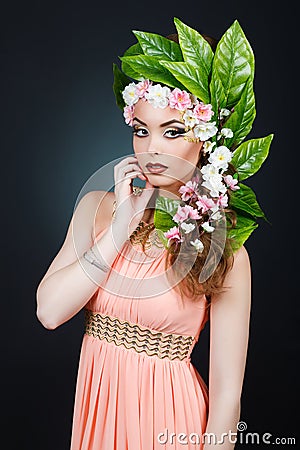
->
[132,126,187,138]
[164,127,187,138]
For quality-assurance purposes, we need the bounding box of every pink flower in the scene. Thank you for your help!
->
[123,105,134,126]
[191,174,201,184]
[164,226,183,246]
[136,79,151,97]
[169,88,192,111]
[193,102,214,122]
[173,205,201,223]
[223,174,240,191]
[196,195,215,213]
[179,180,199,201]
[217,193,228,208]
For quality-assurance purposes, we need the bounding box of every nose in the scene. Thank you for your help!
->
[146,135,161,155]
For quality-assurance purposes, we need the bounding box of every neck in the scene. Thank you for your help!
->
[141,184,182,224]
[156,183,182,200]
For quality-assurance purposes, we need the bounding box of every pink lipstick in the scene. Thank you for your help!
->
[145,163,168,174]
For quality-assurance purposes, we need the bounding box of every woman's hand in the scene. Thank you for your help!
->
[113,155,155,235]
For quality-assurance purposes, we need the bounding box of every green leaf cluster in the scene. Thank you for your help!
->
[227,133,273,250]
[112,17,274,252]
[153,196,180,232]
[152,196,181,250]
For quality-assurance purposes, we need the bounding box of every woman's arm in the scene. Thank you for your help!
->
[36,155,153,330]
[203,245,252,450]
[36,190,128,330]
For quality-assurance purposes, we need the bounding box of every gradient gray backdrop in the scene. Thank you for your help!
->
[2,1,298,449]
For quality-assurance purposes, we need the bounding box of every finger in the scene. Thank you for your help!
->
[116,164,141,179]
[123,170,144,182]
[121,168,147,183]
[121,163,141,174]
[115,156,138,170]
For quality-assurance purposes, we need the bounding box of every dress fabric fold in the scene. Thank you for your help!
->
[70,225,210,450]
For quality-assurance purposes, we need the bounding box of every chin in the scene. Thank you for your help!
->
[145,172,175,182]
[146,172,189,187]
[146,174,183,194]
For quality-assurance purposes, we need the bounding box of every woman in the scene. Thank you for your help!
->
[36,18,272,450]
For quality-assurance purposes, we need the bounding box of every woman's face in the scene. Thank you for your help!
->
[132,99,203,196]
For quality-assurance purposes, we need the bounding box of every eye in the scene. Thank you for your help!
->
[164,128,187,138]
[132,126,148,137]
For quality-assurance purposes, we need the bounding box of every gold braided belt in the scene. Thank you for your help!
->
[84,309,195,362]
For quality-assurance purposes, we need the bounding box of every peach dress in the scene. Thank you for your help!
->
[70,223,210,450]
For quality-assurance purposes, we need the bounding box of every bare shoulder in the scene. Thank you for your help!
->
[92,190,116,236]
[77,190,116,234]
[232,244,251,270]
[223,244,252,290]
[36,190,115,287]
[210,245,252,309]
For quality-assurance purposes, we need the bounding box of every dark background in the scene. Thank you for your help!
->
[2,1,298,449]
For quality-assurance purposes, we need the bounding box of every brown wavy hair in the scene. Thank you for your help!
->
[138,158,238,308]
[137,30,239,308]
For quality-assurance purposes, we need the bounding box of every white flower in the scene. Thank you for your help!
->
[144,84,171,108]
[211,210,222,220]
[208,146,233,170]
[202,174,227,197]
[190,238,204,253]
[220,127,233,138]
[181,222,196,234]
[220,108,231,118]
[210,204,224,221]
[202,221,215,232]
[200,163,219,180]
[122,82,139,106]
[210,205,223,220]
[183,110,199,128]
[193,121,218,141]
[202,141,216,154]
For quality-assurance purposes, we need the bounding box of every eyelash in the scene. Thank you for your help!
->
[132,127,187,139]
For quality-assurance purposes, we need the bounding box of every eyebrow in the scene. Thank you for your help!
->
[132,117,185,127]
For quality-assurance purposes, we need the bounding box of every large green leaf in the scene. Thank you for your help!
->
[229,183,267,220]
[210,77,226,120]
[155,195,181,216]
[154,208,175,232]
[121,43,144,79]
[154,196,180,231]
[210,20,254,110]
[133,30,183,61]
[174,17,214,76]
[112,63,132,109]
[223,76,256,148]
[227,213,258,252]
[119,55,186,89]
[160,61,210,103]
[231,134,273,180]
[124,42,143,56]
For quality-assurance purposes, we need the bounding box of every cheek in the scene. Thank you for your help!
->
[133,137,145,154]
[133,138,149,168]
[171,141,201,163]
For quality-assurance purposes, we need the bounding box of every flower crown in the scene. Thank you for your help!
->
[113,17,274,253]
[122,80,219,143]
[121,79,236,253]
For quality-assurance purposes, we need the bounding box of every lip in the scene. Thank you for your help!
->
[145,162,168,174]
